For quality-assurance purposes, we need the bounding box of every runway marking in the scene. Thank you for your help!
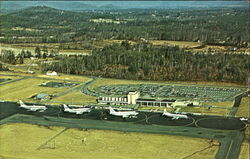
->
[225,140,233,159]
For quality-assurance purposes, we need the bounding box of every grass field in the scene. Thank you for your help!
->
[0,43,91,56]
[37,74,91,82]
[239,140,250,159]
[238,125,250,159]
[149,40,202,48]
[204,101,233,108]
[236,97,249,118]
[50,90,96,105]
[101,40,202,48]
[0,71,94,104]
[0,71,34,76]
[0,75,20,82]
[0,123,219,159]
[0,78,68,102]
[181,106,230,116]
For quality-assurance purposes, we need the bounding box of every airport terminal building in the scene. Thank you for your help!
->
[97,91,198,107]
[97,91,140,105]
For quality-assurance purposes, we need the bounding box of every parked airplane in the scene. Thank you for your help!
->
[19,100,47,112]
[162,109,188,120]
[240,117,248,122]
[109,107,138,118]
[63,104,91,114]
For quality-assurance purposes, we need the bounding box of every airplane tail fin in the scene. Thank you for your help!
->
[63,104,70,111]
[163,109,167,114]
[19,100,26,107]
[109,106,115,113]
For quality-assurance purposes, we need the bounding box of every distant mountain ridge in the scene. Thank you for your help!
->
[0,1,248,13]
[0,1,119,13]
[7,6,67,17]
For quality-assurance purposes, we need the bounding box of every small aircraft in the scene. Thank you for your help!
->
[63,104,91,114]
[162,109,188,120]
[109,107,138,118]
[240,117,248,122]
[19,100,47,112]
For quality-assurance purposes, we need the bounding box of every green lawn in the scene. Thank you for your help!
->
[0,123,219,159]
[236,97,249,118]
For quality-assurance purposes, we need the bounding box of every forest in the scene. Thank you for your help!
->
[41,42,249,83]
[0,6,249,47]
[0,6,249,84]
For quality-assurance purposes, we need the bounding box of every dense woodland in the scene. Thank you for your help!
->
[0,63,9,71]
[0,6,249,47]
[41,42,249,83]
[0,6,249,84]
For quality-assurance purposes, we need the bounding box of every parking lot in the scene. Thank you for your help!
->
[96,84,244,101]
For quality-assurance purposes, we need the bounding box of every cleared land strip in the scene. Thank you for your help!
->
[0,73,88,83]
[33,76,82,83]
[37,128,68,150]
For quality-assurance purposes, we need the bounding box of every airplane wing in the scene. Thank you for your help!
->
[122,115,129,118]
[27,108,38,111]
[172,117,179,120]
[76,111,84,114]
[31,107,46,111]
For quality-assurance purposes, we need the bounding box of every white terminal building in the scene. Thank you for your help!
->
[97,91,199,107]
[98,91,140,105]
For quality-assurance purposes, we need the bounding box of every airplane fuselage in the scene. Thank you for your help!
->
[63,104,91,114]
[109,109,138,118]
[20,105,47,111]
[64,108,91,114]
[162,112,188,120]
[19,100,47,112]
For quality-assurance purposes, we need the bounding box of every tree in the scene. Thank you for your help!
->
[17,53,24,64]
[35,47,41,58]
[20,49,25,58]
[121,40,131,50]
[26,51,32,58]
[142,64,151,76]
[42,52,47,59]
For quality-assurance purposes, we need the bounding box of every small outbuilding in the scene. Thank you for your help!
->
[36,93,50,100]
[46,71,57,76]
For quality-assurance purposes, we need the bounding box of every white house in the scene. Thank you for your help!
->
[46,71,57,76]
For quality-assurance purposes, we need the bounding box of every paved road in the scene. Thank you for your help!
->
[0,76,32,86]
[227,92,247,117]
[80,77,99,97]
